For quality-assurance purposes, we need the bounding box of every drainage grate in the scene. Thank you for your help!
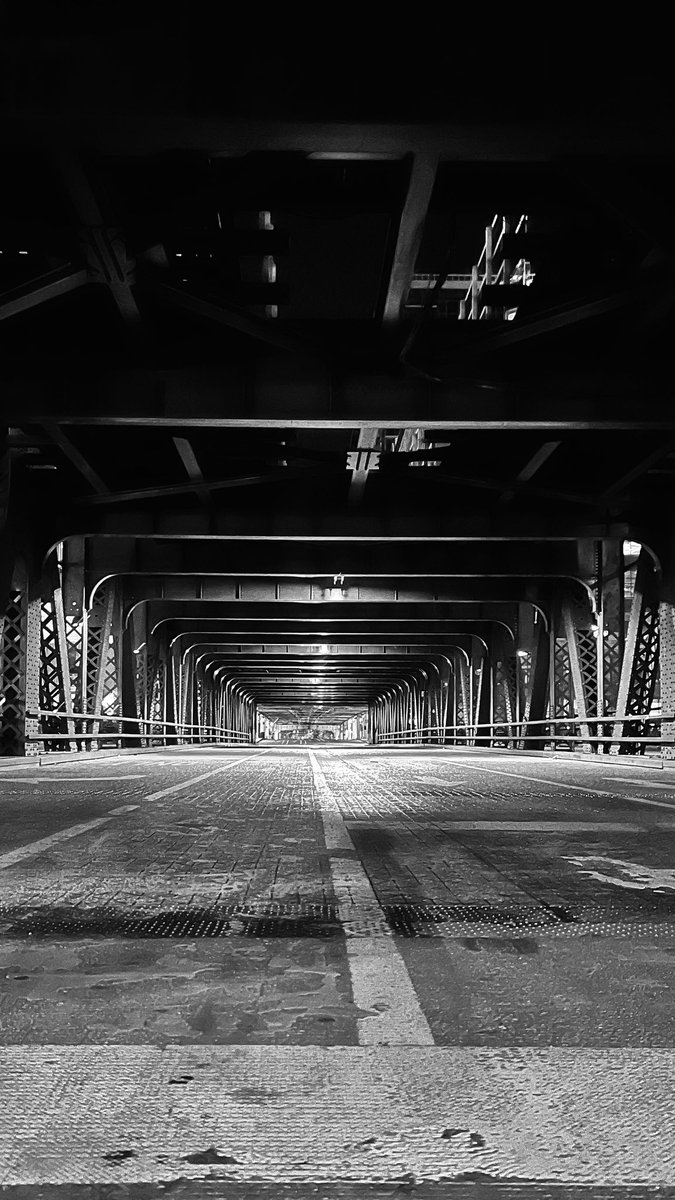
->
[0,900,344,940]
[1,897,675,939]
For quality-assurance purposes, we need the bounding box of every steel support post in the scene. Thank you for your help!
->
[598,539,625,721]
[120,623,141,747]
[561,589,597,750]
[492,631,518,748]
[0,562,42,756]
[87,582,116,747]
[521,615,550,749]
[474,640,492,745]
[611,549,660,755]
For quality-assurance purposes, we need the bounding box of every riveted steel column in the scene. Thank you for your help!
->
[598,539,625,721]
[562,587,597,750]
[0,561,43,756]
[474,638,491,746]
[611,548,660,754]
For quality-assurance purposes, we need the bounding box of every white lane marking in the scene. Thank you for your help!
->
[0,817,115,869]
[0,1045,673,1186]
[437,758,675,811]
[144,752,261,802]
[564,854,675,893]
[0,754,262,868]
[603,776,675,790]
[107,805,140,815]
[436,820,646,833]
[308,749,434,1047]
[0,775,147,783]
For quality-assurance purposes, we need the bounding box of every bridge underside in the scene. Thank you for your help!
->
[1,23,675,1196]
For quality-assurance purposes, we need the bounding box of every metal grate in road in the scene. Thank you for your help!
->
[1,898,675,939]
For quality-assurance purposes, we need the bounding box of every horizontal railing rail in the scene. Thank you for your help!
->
[375,711,674,751]
[26,707,253,746]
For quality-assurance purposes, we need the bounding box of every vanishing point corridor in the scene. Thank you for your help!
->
[1,745,674,1192]
[4,22,675,1198]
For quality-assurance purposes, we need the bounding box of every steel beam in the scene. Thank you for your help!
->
[173,437,210,506]
[41,422,109,494]
[113,576,552,609]
[610,549,660,754]
[76,536,596,582]
[4,115,672,159]
[0,266,88,323]
[6,365,675,429]
[382,153,438,325]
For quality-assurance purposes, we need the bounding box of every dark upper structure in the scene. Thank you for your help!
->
[1,23,674,747]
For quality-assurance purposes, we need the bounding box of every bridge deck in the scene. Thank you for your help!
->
[1,746,674,1195]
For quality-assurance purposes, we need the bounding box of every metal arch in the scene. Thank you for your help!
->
[152,617,518,638]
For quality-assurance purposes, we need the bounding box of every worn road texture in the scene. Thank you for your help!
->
[0,744,674,1195]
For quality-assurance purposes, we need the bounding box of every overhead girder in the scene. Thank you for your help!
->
[99,575,588,618]
[7,364,675,430]
[70,535,601,586]
[140,600,519,633]
[112,578,554,619]
[4,115,669,160]
[47,506,632,544]
[170,642,476,656]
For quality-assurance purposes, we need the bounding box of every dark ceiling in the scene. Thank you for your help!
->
[1,23,674,726]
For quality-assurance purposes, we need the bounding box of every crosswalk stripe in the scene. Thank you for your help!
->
[0,1045,672,1186]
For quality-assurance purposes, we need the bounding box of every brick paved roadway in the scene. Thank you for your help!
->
[1,744,675,1192]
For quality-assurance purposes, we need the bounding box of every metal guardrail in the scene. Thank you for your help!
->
[26,707,252,745]
[375,712,674,750]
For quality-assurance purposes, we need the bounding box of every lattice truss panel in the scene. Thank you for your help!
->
[617,599,660,753]
[551,636,572,720]
[64,613,84,712]
[85,583,120,724]
[39,596,72,747]
[0,590,27,755]
[454,657,470,735]
[144,654,166,740]
[492,653,518,746]
[602,630,623,715]
[576,629,599,717]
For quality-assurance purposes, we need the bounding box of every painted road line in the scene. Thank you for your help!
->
[0,775,148,783]
[308,749,433,1047]
[0,754,264,867]
[441,757,675,811]
[604,776,675,789]
[0,1044,673,1186]
[436,820,647,832]
[0,817,116,869]
[107,804,140,815]
[143,751,263,802]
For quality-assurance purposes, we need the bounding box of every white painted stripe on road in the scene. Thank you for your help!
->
[107,805,140,815]
[440,758,675,811]
[0,754,263,869]
[437,820,646,832]
[143,751,262,802]
[0,817,114,869]
[0,1045,673,1186]
[604,776,675,790]
[0,775,148,783]
[308,749,434,1047]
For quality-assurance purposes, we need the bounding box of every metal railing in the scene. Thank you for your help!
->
[26,707,253,748]
[374,711,674,752]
